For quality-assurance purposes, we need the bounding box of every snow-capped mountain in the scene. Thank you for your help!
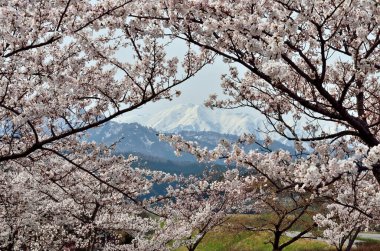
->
[115,103,263,136]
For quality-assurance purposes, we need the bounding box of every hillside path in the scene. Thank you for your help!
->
[285,231,380,242]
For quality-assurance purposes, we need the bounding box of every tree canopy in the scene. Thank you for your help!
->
[0,1,379,250]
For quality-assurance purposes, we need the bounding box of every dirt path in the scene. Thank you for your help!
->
[357,233,380,241]
[285,231,380,242]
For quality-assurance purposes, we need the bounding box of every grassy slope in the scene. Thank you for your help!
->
[175,214,330,251]
[174,214,380,251]
[175,229,330,251]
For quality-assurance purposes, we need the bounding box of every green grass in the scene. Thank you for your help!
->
[228,213,315,232]
[173,214,379,251]
[282,238,331,251]
[174,214,331,251]
[175,229,331,251]
[356,237,380,244]
[184,230,272,251]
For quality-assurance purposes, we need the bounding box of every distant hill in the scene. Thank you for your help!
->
[86,121,294,196]
[123,152,229,197]
[87,121,294,164]
[122,151,217,175]
[87,122,196,162]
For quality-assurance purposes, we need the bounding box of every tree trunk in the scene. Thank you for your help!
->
[272,232,282,251]
[345,227,360,251]
[372,165,380,185]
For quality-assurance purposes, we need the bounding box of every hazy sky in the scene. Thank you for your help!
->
[116,39,259,120]
[137,57,228,111]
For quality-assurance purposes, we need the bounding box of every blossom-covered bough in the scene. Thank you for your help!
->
[0,0,213,163]
[238,174,318,251]
[160,132,380,250]
[139,0,380,181]
[159,174,240,251]
[0,143,180,250]
[0,0,218,250]
[144,1,380,248]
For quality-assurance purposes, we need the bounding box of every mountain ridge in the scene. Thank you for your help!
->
[114,103,264,137]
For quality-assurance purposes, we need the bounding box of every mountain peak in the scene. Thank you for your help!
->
[115,103,262,136]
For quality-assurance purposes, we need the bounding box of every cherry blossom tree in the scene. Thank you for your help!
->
[137,0,380,183]
[2,0,380,249]
[313,164,380,251]
[134,1,380,246]
[0,0,213,163]
[160,132,380,249]
[161,174,239,251]
[241,180,317,251]
[0,0,215,250]
[0,146,179,250]
[315,205,363,251]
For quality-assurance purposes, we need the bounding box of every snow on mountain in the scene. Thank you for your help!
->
[115,103,264,136]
